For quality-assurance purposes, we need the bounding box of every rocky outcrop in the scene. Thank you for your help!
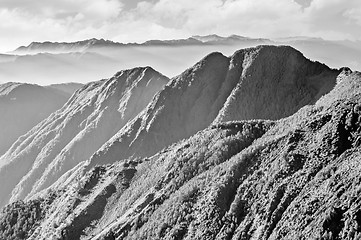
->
[0,67,169,208]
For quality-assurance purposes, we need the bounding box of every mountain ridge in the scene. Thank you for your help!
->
[87,45,338,169]
[0,67,169,207]
[0,45,356,240]
[0,45,339,209]
[13,35,272,54]
[1,69,359,240]
[0,82,75,157]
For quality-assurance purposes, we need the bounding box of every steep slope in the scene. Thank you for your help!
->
[88,45,338,169]
[3,70,361,240]
[0,45,338,219]
[213,46,335,123]
[0,83,71,156]
[97,70,361,239]
[0,67,169,208]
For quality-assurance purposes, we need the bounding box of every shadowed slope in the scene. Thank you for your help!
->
[0,67,169,208]
[0,83,71,156]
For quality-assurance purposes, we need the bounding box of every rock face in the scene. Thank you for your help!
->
[0,67,169,207]
[88,45,338,168]
[1,70,360,240]
[0,83,71,156]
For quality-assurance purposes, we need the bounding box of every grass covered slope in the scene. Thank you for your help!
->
[0,67,169,208]
[88,45,338,169]
[0,83,71,156]
[25,120,274,239]
[4,70,361,240]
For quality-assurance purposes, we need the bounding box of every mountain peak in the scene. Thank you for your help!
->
[0,66,169,207]
[191,34,225,42]
[15,38,122,53]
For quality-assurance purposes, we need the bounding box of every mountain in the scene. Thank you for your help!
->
[0,51,122,85]
[0,45,338,210]
[4,35,360,86]
[0,50,358,240]
[0,67,169,208]
[87,45,338,168]
[274,38,361,71]
[13,35,270,54]
[191,34,270,45]
[3,38,271,84]
[0,82,73,156]
[191,34,229,42]
[0,54,17,63]
[46,82,84,95]
[14,38,123,54]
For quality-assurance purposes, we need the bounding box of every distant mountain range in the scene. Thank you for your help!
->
[0,34,359,85]
[13,35,272,54]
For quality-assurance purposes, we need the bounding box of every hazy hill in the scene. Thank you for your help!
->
[0,52,120,85]
[46,82,84,95]
[0,83,72,156]
[0,54,16,64]
[14,38,122,54]
[0,67,169,208]
[279,38,361,72]
[13,35,270,54]
[0,57,359,239]
[1,35,359,86]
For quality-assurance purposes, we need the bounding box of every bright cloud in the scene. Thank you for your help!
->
[0,0,360,52]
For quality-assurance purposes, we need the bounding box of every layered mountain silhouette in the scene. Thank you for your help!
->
[46,82,84,95]
[0,45,338,207]
[0,82,76,156]
[7,68,357,240]
[14,38,122,54]
[0,67,168,208]
[13,35,270,54]
[0,45,358,240]
[0,35,360,86]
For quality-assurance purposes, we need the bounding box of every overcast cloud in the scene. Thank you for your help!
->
[0,0,360,52]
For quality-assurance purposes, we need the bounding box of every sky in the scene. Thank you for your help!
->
[0,0,361,52]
